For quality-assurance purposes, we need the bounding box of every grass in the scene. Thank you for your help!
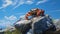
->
[4,28,60,34]
[4,29,22,34]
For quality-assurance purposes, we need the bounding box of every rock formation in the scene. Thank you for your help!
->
[14,15,56,34]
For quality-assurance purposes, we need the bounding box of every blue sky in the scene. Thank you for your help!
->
[0,0,60,29]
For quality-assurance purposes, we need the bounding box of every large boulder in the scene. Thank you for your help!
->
[14,15,56,34]
[31,15,56,34]
[14,20,32,34]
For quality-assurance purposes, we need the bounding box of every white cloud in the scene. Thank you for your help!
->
[11,0,18,6]
[20,15,25,20]
[12,0,24,9]
[20,15,25,18]
[2,0,12,7]
[0,15,17,28]
[0,0,48,9]
[25,0,34,4]
[13,0,34,9]
[0,15,17,30]
[0,19,15,32]
[4,15,17,21]
[0,0,34,9]
[36,0,47,5]
[0,20,11,27]
[0,0,13,9]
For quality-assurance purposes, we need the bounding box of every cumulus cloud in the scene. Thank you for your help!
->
[12,0,24,9]
[0,0,13,9]
[2,0,12,7]
[0,0,33,9]
[0,15,17,29]
[4,15,17,21]
[0,0,48,9]
[11,0,18,6]
[0,20,12,29]
[0,19,15,32]
[36,0,47,5]
[25,0,34,4]
[20,15,25,20]
[13,0,34,9]
[0,20,11,26]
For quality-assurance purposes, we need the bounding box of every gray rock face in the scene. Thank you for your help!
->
[15,20,32,34]
[31,15,56,34]
[15,15,56,34]
[0,32,4,34]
